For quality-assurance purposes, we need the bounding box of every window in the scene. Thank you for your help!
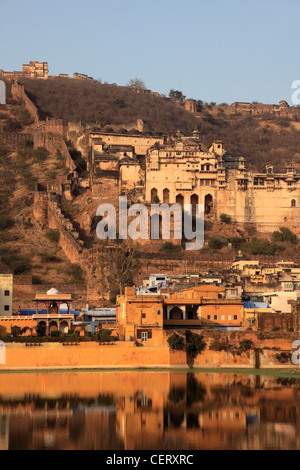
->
[142,313,146,319]
[291,199,296,207]
[228,315,232,321]
[4,305,9,311]
[4,290,9,296]
[137,329,152,341]
[207,315,211,320]
[234,315,238,320]
[214,315,217,320]
[141,332,148,343]
[221,315,225,321]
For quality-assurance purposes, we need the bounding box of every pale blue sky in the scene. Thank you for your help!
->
[0,0,299,104]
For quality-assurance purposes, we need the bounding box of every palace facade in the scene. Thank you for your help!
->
[145,132,300,232]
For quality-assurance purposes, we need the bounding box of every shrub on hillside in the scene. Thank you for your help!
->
[0,215,15,230]
[220,214,232,224]
[161,242,181,253]
[272,227,297,244]
[69,264,84,282]
[241,238,283,256]
[10,255,31,274]
[46,229,60,244]
[208,237,224,250]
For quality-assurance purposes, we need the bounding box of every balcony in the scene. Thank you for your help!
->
[175,181,194,191]
[164,319,202,328]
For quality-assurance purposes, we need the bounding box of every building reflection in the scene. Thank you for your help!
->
[0,371,300,450]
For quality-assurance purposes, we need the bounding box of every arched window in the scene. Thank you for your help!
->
[169,306,184,320]
[151,188,158,203]
[205,194,213,215]
[291,199,296,207]
[163,188,170,204]
[176,194,184,208]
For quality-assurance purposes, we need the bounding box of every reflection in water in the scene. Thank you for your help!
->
[0,371,300,449]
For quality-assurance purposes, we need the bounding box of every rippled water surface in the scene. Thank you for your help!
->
[0,370,300,450]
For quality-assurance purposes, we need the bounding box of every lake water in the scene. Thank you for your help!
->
[0,369,300,450]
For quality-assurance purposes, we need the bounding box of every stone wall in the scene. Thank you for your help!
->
[47,195,85,264]
[257,312,294,332]
[0,339,298,371]
[12,275,87,311]
[11,81,39,122]
[33,133,77,172]
[1,132,33,150]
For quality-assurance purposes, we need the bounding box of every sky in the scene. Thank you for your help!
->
[0,0,300,105]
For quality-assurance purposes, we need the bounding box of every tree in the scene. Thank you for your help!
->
[102,240,141,295]
[167,333,185,351]
[36,324,47,337]
[98,329,112,342]
[126,78,147,90]
[272,227,297,244]
[168,89,186,103]
[186,332,206,359]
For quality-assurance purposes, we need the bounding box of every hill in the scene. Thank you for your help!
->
[18,78,199,134]
[19,77,300,172]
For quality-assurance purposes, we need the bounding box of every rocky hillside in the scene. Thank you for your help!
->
[19,77,300,172]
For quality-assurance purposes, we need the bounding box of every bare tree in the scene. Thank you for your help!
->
[126,78,147,90]
[101,240,141,296]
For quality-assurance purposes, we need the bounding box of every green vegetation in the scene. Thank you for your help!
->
[277,120,291,128]
[45,229,60,244]
[97,329,112,342]
[272,227,297,244]
[167,333,185,351]
[239,339,253,351]
[220,213,232,224]
[10,255,31,274]
[241,238,283,256]
[228,236,246,249]
[208,237,224,250]
[0,249,31,274]
[186,332,206,359]
[0,215,15,230]
[161,242,181,253]
[69,264,85,283]
[32,275,43,285]
[169,89,186,103]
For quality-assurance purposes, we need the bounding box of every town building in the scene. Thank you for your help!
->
[22,61,49,79]
[0,275,13,317]
[116,285,244,346]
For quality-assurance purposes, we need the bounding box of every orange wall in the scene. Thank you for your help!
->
[0,341,297,371]
[200,303,243,325]
[0,343,171,370]
[0,317,36,335]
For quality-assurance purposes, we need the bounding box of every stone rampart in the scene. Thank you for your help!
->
[11,81,39,122]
